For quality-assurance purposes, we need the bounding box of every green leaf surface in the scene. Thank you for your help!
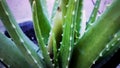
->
[32,0,51,44]
[0,33,31,68]
[86,0,101,29]
[50,0,60,21]
[71,0,120,68]
[32,1,53,68]
[0,0,44,68]
[74,0,83,41]
[93,31,120,68]
[59,0,76,68]
[61,0,69,19]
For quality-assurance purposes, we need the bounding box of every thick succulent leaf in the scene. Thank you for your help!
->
[47,8,63,68]
[0,33,31,68]
[92,31,120,68]
[100,31,120,59]
[32,0,51,44]
[70,0,120,68]
[48,10,63,55]
[58,0,77,68]
[93,43,120,68]
[52,33,59,67]
[74,0,83,41]
[32,1,53,68]
[29,0,34,6]
[86,0,101,29]
[0,0,44,68]
[61,0,69,18]
[50,0,60,22]
[29,0,48,19]
[40,0,49,19]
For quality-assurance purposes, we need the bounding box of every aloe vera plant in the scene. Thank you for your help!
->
[0,0,120,68]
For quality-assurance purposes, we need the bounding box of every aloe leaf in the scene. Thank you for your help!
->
[29,0,48,19]
[61,0,69,18]
[74,0,83,41]
[50,0,60,22]
[92,31,120,68]
[40,0,49,19]
[47,7,63,68]
[100,31,120,59]
[0,0,44,68]
[52,33,59,67]
[59,0,77,68]
[29,0,34,6]
[86,0,101,29]
[0,33,31,68]
[31,0,51,44]
[70,0,120,68]
[32,1,53,68]
[50,11,63,67]
[48,9,63,54]
[92,43,120,68]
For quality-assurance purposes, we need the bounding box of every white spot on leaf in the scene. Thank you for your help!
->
[63,24,66,28]
[69,46,71,51]
[117,38,120,41]
[12,24,16,29]
[7,65,10,68]
[34,59,38,64]
[61,34,63,36]
[0,58,3,61]
[75,0,77,2]
[64,16,67,18]
[93,60,95,64]
[106,44,109,48]
[70,36,72,41]
[68,57,70,61]
[52,64,55,66]
[89,23,93,26]
[60,42,62,45]
[71,24,73,28]
[72,11,75,15]
[49,31,52,35]
[48,52,50,55]
[58,48,60,51]
[99,52,102,57]
[50,58,52,61]
[5,11,9,16]
[111,43,114,46]
[20,38,24,43]
[114,34,117,38]
[66,65,68,68]
[66,5,69,8]
[27,50,31,54]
